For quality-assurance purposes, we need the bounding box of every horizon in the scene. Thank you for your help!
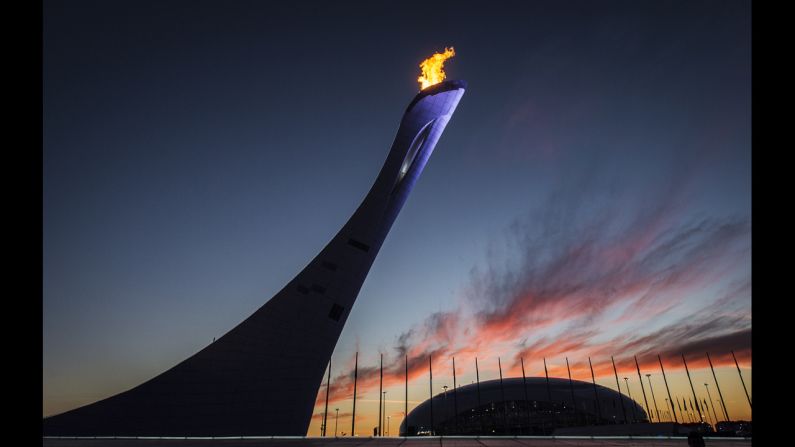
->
[43,0,751,435]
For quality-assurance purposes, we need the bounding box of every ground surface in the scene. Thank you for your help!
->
[43,437,751,447]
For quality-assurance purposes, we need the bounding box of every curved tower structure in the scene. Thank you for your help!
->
[43,80,467,436]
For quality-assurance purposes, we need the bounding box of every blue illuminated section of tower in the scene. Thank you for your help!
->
[43,80,466,436]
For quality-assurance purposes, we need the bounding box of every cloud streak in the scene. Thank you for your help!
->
[314,170,750,411]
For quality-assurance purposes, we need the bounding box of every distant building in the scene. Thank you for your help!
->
[401,377,648,436]
[716,420,752,437]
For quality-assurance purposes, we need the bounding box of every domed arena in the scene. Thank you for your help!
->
[401,377,648,436]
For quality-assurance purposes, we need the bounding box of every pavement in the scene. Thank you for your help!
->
[43,437,752,447]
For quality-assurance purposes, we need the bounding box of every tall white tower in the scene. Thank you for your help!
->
[44,80,467,436]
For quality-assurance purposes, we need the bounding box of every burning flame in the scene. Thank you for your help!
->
[417,47,456,90]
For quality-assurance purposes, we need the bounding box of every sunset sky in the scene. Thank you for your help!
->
[43,0,751,435]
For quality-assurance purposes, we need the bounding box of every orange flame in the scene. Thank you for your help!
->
[417,47,456,90]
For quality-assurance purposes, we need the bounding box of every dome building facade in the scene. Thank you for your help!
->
[401,377,648,436]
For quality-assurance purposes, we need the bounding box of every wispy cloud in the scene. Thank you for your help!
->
[315,168,750,409]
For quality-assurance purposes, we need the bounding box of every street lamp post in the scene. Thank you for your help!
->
[378,354,383,436]
[645,374,661,423]
[703,398,715,427]
[634,356,652,423]
[334,408,339,437]
[704,383,720,424]
[443,385,448,434]
[611,356,628,424]
[731,350,752,410]
[382,391,387,436]
[623,377,637,423]
[706,352,730,422]
[658,355,678,424]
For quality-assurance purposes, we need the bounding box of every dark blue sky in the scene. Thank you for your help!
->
[44,0,751,425]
